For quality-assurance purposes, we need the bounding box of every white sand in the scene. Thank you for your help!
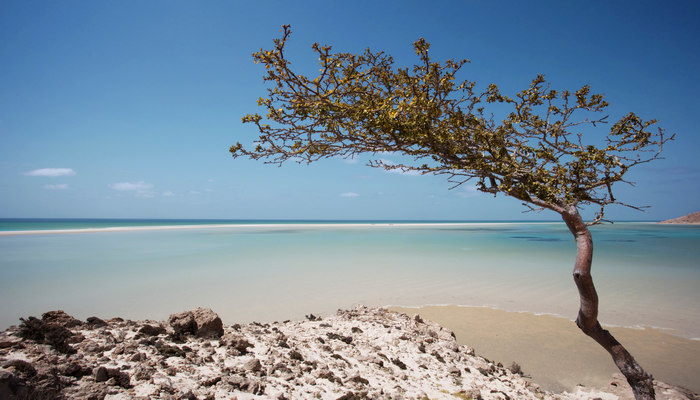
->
[0,221,548,236]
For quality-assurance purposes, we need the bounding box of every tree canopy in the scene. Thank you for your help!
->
[231,25,676,399]
[231,25,672,224]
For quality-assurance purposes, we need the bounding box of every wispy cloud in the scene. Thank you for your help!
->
[109,181,155,197]
[109,182,153,191]
[25,168,76,177]
[44,184,68,190]
[340,192,359,198]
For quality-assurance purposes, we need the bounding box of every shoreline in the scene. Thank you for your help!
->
[0,220,668,236]
[386,303,699,341]
[0,221,561,236]
[389,305,700,394]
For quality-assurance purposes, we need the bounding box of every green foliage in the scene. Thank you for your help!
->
[232,25,672,223]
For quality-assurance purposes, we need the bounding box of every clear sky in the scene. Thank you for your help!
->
[1,1,698,221]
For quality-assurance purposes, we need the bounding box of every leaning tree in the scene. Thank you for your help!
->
[231,25,672,399]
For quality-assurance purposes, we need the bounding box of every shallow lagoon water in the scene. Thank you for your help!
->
[1,221,698,338]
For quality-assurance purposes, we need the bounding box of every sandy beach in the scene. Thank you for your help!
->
[390,305,700,394]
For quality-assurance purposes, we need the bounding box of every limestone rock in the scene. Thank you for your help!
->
[168,308,223,338]
[221,333,252,355]
[138,324,166,337]
[86,316,107,327]
[41,310,83,328]
[168,311,197,337]
[0,369,31,400]
[93,366,108,382]
[191,307,224,338]
[2,306,697,400]
[243,357,262,372]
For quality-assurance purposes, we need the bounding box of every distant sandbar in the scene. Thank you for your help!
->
[0,221,532,236]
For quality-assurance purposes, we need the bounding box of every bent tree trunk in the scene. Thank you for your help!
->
[561,208,655,400]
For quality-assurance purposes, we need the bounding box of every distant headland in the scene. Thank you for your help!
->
[659,211,700,224]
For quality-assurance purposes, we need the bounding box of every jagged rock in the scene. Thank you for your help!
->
[168,308,223,338]
[244,358,262,372]
[336,391,369,400]
[0,337,20,349]
[41,310,83,328]
[2,359,36,379]
[288,350,304,361]
[19,365,64,400]
[221,333,252,355]
[247,379,266,395]
[157,342,188,357]
[94,366,108,382]
[223,374,248,389]
[129,352,146,362]
[201,375,221,386]
[152,372,173,391]
[109,369,131,388]
[0,370,31,400]
[58,361,90,378]
[179,389,198,400]
[93,366,130,388]
[192,308,224,338]
[138,324,166,336]
[326,332,353,344]
[86,316,107,327]
[168,311,197,337]
[63,381,109,400]
[132,365,156,381]
[349,375,369,385]
[80,341,105,354]
[390,357,407,370]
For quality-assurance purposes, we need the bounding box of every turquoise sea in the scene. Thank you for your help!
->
[1,219,698,338]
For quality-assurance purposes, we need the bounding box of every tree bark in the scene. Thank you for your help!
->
[561,207,655,400]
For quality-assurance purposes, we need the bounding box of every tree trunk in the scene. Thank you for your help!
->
[561,207,655,400]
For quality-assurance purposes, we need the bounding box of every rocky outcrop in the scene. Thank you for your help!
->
[660,211,700,224]
[0,307,697,400]
[168,307,224,339]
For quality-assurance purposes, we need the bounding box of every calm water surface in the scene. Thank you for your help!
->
[1,220,698,338]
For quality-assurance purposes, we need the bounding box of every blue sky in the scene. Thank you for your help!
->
[1,1,698,221]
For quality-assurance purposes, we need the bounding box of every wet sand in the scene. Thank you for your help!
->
[390,305,700,394]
